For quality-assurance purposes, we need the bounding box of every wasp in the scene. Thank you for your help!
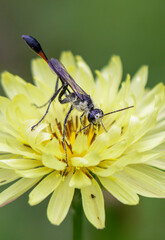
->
[22,35,133,165]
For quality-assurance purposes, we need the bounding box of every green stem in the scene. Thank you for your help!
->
[72,192,83,240]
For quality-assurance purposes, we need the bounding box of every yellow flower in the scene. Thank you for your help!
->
[0,52,165,229]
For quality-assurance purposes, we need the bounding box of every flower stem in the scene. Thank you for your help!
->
[72,191,83,240]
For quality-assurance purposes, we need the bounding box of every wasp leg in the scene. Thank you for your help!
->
[58,85,71,104]
[32,100,50,109]
[31,84,64,130]
[32,77,61,109]
[57,78,71,97]
[58,86,73,166]
[55,77,59,93]
[62,105,73,167]
[80,112,85,126]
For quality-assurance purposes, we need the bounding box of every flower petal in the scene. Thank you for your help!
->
[101,55,122,103]
[119,164,165,197]
[0,132,39,159]
[89,132,113,153]
[0,177,41,207]
[32,59,57,89]
[5,94,41,133]
[76,56,95,94]
[100,140,128,160]
[1,72,27,99]
[60,51,76,69]
[125,110,157,146]
[72,134,88,154]
[94,70,108,108]
[47,172,74,225]
[0,169,18,186]
[132,131,165,152]
[16,167,52,178]
[43,138,64,159]
[81,178,105,229]
[29,171,62,205]
[21,119,51,146]
[42,153,66,170]
[131,66,148,101]
[71,151,101,167]
[0,158,42,170]
[99,176,139,205]
[25,82,49,107]
[0,96,11,116]
[148,156,165,170]
[69,170,92,188]
[136,83,164,117]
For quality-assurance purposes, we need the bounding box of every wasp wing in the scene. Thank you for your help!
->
[49,58,89,100]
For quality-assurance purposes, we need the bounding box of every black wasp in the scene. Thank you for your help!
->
[22,35,133,166]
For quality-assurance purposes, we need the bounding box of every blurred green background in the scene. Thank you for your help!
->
[0,0,165,239]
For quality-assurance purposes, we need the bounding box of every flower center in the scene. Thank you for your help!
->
[49,115,100,165]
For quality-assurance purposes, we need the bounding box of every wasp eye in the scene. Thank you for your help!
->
[88,112,95,123]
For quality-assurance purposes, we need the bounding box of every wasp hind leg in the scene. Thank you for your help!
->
[31,84,64,130]
[32,99,50,109]
[32,77,61,109]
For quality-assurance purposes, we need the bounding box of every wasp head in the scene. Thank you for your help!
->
[88,108,104,123]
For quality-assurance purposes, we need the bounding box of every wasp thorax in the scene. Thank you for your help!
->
[88,108,104,123]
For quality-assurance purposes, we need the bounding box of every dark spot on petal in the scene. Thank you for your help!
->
[91,194,96,199]
[23,144,31,148]
[121,126,124,135]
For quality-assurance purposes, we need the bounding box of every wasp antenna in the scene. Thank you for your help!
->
[22,35,48,63]
[103,105,134,117]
